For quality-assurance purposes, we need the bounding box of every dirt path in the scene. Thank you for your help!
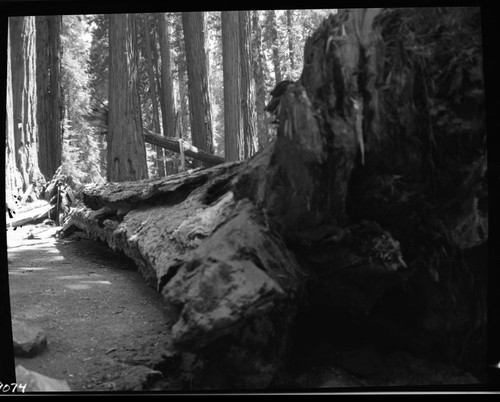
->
[7,222,173,391]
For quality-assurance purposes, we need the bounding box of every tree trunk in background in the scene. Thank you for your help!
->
[36,15,62,181]
[10,16,44,194]
[143,14,165,177]
[158,13,178,174]
[177,51,190,140]
[151,26,170,137]
[107,14,148,182]
[251,11,270,151]
[6,20,22,206]
[182,11,214,166]
[286,10,295,72]
[221,11,241,162]
[173,15,190,140]
[267,10,282,85]
[238,11,257,160]
[158,14,177,139]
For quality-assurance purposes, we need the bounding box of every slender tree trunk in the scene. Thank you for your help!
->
[10,16,43,193]
[36,15,62,181]
[251,11,271,151]
[176,34,190,140]
[158,13,178,174]
[238,11,257,159]
[182,11,214,165]
[221,11,242,162]
[171,14,190,140]
[143,14,165,177]
[268,10,282,85]
[107,14,148,182]
[151,27,166,134]
[286,10,295,72]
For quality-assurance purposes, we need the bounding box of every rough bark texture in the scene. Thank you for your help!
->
[143,14,165,178]
[238,11,257,159]
[10,16,44,193]
[251,11,271,151]
[267,10,282,85]
[6,20,23,206]
[221,11,242,162]
[182,12,214,161]
[62,8,487,388]
[158,13,176,140]
[173,18,190,140]
[36,15,62,181]
[108,14,148,182]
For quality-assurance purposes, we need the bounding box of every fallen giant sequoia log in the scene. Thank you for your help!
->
[63,8,487,388]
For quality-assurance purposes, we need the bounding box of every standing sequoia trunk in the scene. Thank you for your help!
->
[143,14,165,177]
[36,15,62,181]
[173,15,190,140]
[158,13,177,175]
[182,12,214,162]
[158,13,177,141]
[267,10,282,85]
[10,16,44,193]
[107,14,148,182]
[238,11,257,159]
[64,8,487,388]
[221,11,241,162]
[6,20,23,206]
[251,11,271,151]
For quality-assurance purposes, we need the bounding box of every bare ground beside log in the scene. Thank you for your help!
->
[8,223,174,391]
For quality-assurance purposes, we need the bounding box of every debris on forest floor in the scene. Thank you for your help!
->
[8,223,174,392]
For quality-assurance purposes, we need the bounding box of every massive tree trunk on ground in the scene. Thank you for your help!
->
[63,8,487,388]
[107,14,148,182]
[36,15,62,181]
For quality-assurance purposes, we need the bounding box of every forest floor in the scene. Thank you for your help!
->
[7,221,483,393]
[7,222,173,392]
